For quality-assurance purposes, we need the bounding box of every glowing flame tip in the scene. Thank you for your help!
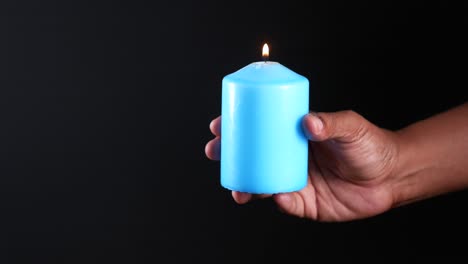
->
[262,43,269,60]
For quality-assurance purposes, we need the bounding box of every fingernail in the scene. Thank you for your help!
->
[303,114,314,139]
[312,114,324,133]
[304,112,323,139]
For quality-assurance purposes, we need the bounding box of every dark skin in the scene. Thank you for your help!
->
[206,103,468,222]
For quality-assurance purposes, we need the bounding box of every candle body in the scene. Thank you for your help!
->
[221,62,309,194]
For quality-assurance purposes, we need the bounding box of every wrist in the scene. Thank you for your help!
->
[388,103,468,208]
[389,128,428,208]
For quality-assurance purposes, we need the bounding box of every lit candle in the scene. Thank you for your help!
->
[221,44,309,194]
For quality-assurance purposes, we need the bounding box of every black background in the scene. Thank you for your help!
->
[0,0,467,263]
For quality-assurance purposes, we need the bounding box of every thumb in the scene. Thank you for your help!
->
[302,110,368,142]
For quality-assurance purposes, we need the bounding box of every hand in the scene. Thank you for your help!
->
[206,111,400,222]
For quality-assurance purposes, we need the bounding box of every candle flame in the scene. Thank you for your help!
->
[262,43,269,61]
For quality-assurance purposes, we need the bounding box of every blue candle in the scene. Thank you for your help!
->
[221,44,309,194]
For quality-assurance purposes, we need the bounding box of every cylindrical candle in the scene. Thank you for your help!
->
[221,59,309,194]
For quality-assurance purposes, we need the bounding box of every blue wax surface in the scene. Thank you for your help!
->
[221,61,309,194]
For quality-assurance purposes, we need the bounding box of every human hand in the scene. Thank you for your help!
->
[206,111,400,222]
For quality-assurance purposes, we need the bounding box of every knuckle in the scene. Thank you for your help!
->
[343,110,361,120]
